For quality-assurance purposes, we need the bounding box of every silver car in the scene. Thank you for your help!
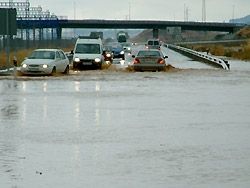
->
[20,49,70,75]
[131,49,168,72]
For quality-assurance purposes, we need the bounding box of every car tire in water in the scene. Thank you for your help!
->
[64,66,69,74]
[51,67,56,76]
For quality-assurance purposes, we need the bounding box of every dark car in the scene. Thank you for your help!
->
[110,43,125,60]
[131,49,168,72]
[121,42,132,53]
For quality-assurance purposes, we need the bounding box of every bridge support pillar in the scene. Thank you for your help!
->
[26,29,30,48]
[153,28,159,39]
[51,28,54,40]
[56,27,62,40]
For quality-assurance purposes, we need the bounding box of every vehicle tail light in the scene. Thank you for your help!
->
[157,58,165,64]
[133,58,140,64]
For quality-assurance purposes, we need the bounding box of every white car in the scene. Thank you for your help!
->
[20,49,70,75]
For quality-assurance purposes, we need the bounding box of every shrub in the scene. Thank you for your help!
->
[210,45,225,56]
[0,49,33,68]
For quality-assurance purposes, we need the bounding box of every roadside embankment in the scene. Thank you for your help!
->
[0,49,32,69]
[185,41,250,60]
[183,27,250,60]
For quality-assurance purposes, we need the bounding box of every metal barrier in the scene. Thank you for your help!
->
[167,44,230,70]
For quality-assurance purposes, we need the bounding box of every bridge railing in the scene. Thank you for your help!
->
[166,44,230,70]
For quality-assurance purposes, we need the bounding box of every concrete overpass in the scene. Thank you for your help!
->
[17,19,245,39]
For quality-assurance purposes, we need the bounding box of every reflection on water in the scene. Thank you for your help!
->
[0,81,19,121]
[43,82,47,93]
[74,81,80,92]
[43,96,48,120]
[95,81,101,127]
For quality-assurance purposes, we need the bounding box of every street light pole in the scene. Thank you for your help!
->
[6,2,10,72]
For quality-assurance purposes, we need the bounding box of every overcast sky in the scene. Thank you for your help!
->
[30,0,250,22]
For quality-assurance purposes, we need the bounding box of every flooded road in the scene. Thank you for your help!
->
[1,47,250,188]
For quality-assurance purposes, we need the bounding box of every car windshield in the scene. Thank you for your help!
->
[137,51,161,57]
[28,51,55,59]
[75,44,100,54]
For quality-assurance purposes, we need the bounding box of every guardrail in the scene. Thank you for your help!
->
[166,44,230,70]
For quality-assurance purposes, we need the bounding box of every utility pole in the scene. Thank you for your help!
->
[6,0,11,71]
[184,4,189,21]
[128,1,131,20]
[202,0,206,22]
[73,1,76,37]
[74,1,76,20]
[232,5,235,23]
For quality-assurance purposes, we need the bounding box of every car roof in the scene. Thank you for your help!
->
[139,49,160,52]
[34,49,61,52]
[147,39,160,41]
[76,38,102,44]
[136,49,162,56]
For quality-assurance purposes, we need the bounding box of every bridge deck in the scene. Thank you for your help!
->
[17,19,244,33]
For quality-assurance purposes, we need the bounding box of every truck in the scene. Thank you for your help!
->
[90,32,103,40]
[117,31,128,43]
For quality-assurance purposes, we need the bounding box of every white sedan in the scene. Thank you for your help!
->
[20,49,70,75]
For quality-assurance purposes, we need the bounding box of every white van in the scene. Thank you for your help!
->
[72,36,104,70]
[146,39,161,50]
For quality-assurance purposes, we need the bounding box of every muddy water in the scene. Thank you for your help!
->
[1,47,250,188]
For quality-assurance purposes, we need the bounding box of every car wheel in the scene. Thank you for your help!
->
[51,67,56,76]
[16,70,23,76]
[63,66,69,74]
[73,63,80,71]
[98,63,102,70]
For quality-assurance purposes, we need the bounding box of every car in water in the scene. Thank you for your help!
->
[146,39,161,50]
[20,49,70,75]
[121,42,132,53]
[131,49,168,72]
[109,42,125,60]
[103,45,114,64]
[72,36,104,70]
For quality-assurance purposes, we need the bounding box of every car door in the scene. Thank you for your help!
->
[55,51,64,72]
[59,51,68,71]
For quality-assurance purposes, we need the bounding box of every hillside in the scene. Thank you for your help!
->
[235,26,250,38]
[132,29,221,43]
[230,15,250,24]
[187,27,250,60]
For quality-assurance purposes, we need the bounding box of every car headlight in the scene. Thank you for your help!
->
[22,64,27,68]
[43,64,48,69]
[120,60,125,65]
[120,51,125,55]
[127,47,131,51]
[95,58,101,63]
[74,57,80,62]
